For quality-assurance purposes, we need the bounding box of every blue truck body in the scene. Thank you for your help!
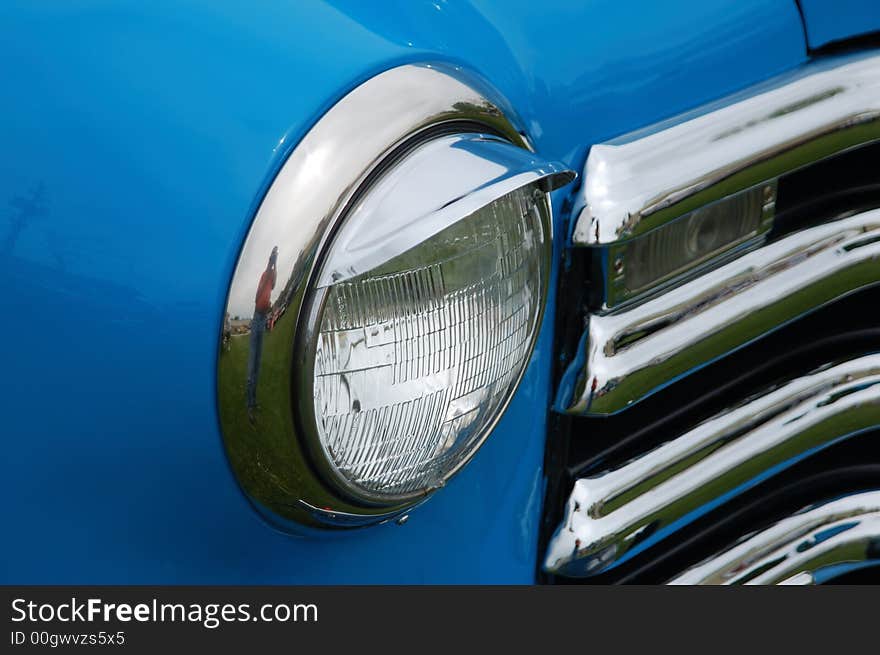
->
[5,0,861,582]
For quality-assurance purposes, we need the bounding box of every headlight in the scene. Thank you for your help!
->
[218,64,574,530]
[302,135,553,502]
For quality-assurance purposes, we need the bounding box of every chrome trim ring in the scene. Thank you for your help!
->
[217,63,571,530]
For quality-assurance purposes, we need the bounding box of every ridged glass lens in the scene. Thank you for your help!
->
[620,185,767,296]
[306,185,548,500]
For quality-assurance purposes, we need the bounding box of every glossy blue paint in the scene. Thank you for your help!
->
[0,1,805,583]
[799,0,880,50]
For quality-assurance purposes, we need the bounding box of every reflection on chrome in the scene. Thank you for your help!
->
[217,63,574,531]
[544,355,880,577]
[317,132,572,287]
[668,491,880,585]
[293,498,426,528]
[599,182,776,308]
[557,208,880,416]
[572,51,880,246]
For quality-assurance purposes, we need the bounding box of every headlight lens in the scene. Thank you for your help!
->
[303,182,550,501]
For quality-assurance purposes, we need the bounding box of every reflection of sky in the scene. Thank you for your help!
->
[225,142,337,319]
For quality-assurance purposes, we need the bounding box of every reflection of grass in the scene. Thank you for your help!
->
[217,298,410,522]
[599,261,879,511]
[597,256,880,414]
[789,539,869,583]
[643,123,880,232]
[217,308,303,513]
[588,128,880,413]
[603,399,878,567]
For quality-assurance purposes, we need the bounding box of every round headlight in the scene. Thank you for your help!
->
[299,136,554,502]
[218,64,574,530]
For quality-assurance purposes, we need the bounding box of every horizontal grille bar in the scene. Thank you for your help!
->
[545,354,880,577]
[572,51,880,247]
[556,208,880,415]
[668,490,880,585]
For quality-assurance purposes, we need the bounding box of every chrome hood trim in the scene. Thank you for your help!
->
[556,208,880,416]
[572,51,880,246]
[668,491,880,585]
[544,354,880,577]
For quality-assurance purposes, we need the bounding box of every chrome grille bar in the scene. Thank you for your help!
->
[556,208,880,416]
[545,354,880,577]
[667,491,880,585]
[572,52,880,247]
[555,52,880,416]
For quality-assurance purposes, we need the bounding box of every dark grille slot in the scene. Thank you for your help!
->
[772,140,880,238]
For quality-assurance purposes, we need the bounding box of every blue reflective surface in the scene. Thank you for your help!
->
[799,0,880,49]
[813,560,880,584]
[0,1,806,582]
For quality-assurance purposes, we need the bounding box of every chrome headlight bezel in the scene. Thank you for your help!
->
[217,63,573,531]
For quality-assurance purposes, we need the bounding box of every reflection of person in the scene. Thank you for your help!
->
[222,312,232,352]
[247,246,278,421]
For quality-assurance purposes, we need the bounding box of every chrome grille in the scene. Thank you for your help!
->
[543,50,880,584]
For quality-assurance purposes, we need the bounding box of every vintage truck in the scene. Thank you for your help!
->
[3,0,880,584]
